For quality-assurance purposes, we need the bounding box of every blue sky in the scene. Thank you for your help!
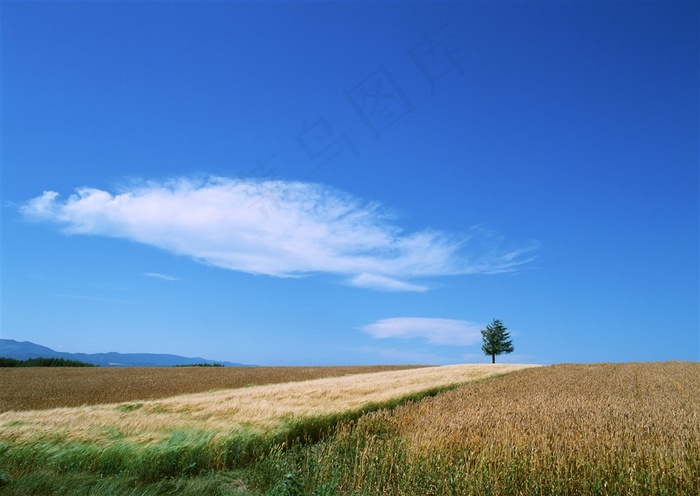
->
[2,1,698,365]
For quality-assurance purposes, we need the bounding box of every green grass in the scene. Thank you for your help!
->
[13,415,689,496]
[0,470,251,496]
[0,384,463,495]
[3,365,695,495]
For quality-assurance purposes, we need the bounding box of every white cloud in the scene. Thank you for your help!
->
[360,317,483,346]
[21,176,537,291]
[144,272,179,281]
[348,273,429,292]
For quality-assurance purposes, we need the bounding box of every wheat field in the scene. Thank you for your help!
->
[0,365,423,413]
[1,362,696,495]
[0,364,535,447]
[289,361,700,495]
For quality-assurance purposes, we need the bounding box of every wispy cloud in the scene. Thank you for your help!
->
[360,317,483,346]
[348,273,430,292]
[144,272,180,281]
[20,176,537,291]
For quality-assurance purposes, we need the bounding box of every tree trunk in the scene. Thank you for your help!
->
[492,354,495,364]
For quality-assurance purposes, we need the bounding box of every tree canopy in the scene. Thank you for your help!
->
[0,357,96,367]
[481,319,514,363]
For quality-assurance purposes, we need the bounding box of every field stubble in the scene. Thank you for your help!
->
[0,365,423,413]
[0,364,532,445]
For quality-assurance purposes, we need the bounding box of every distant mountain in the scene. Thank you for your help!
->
[0,339,247,367]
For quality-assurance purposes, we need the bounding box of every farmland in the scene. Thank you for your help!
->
[0,364,530,446]
[0,363,533,493]
[0,362,698,495]
[0,365,425,413]
[264,361,699,495]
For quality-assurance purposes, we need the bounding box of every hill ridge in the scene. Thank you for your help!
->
[0,338,246,367]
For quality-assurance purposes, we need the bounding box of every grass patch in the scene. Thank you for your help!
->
[0,380,480,487]
[0,470,252,496]
[1,421,24,428]
[115,402,142,412]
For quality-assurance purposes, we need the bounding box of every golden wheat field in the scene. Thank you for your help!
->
[312,361,700,494]
[0,362,697,494]
[394,361,700,454]
[0,365,424,413]
[0,364,535,446]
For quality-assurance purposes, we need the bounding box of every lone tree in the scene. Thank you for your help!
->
[481,319,514,363]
